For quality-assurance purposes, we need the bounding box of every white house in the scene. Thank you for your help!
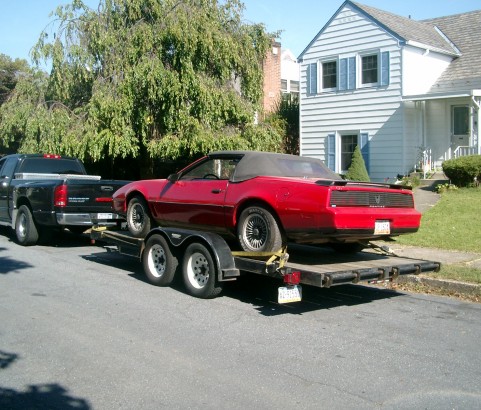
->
[298,1,481,181]
[281,49,300,98]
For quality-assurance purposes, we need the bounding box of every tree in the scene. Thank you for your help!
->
[345,145,370,182]
[0,54,30,106]
[0,0,281,177]
[274,94,299,155]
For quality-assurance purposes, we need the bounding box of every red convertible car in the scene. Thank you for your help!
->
[112,151,421,253]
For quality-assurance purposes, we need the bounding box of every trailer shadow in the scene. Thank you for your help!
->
[222,273,403,316]
[84,247,405,315]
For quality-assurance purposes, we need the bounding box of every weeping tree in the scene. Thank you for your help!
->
[0,0,281,177]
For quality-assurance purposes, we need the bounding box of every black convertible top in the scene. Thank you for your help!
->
[208,151,342,182]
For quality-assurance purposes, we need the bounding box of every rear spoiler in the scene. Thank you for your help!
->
[315,179,411,190]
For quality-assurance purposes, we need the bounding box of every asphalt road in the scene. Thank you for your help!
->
[1,227,481,409]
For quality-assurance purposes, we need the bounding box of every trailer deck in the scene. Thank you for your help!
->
[91,227,440,301]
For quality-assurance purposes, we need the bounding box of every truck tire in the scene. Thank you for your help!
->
[127,196,153,238]
[15,205,39,246]
[182,242,223,298]
[142,234,178,286]
[237,205,285,253]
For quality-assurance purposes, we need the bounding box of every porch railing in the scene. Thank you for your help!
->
[453,146,476,158]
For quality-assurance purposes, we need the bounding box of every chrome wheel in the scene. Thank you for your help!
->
[185,252,211,289]
[242,212,268,251]
[17,213,27,239]
[147,244,167,278]
[129,202,145,231]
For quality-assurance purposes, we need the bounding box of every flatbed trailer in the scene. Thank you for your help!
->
[90,227,441,303]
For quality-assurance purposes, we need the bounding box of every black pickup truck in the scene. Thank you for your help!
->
[0,153,129,245]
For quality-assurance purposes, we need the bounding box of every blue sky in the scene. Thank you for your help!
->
[1,0,480,65]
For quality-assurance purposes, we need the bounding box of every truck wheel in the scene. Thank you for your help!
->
[142,234,178,286]
[127,196,153,237]
[182,242,223,298]
[15,205,39,246]
[237,205,285,253]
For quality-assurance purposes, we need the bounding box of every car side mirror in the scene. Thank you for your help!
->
[167,173,180,183]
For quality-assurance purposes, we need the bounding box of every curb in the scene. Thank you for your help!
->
[397,274,481,298]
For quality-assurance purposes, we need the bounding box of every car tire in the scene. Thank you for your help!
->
[127,196,153,238]
[182,243,223,298]
[142,234,178,286]
[237,205,285,253]
[330,242,366,254]
[15,205,39,246]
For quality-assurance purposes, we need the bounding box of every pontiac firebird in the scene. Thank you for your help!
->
[112,151,421,253]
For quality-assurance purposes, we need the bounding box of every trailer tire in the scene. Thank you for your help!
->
[143,234,178,286]
[182,242,223,298]
[237,205,284,252]
[15,205,39,246]
[127,196,153,238]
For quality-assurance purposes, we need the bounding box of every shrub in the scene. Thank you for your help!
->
[442,155,481,187]
[435,182,458,194]
[345,145,370,182]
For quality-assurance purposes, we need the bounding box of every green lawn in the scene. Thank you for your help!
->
[394,188,481,253]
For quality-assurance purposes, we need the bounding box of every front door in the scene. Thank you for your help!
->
[451,105,470,154]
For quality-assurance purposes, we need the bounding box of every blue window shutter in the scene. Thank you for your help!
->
[308,63,317,95]
[380,51,390,86]
[348,57,356,90]
[339,58,347,91]
[360,132,369,172]
[327,133,336,171]
[339,57,356,90]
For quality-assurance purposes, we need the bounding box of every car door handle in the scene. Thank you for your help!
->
[211,189,223,194]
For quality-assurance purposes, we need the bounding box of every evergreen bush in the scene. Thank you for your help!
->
[345,145,370,182]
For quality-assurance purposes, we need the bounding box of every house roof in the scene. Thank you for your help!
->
[423,10,481,89]
[351,2,459,56]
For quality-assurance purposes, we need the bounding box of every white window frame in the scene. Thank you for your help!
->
[359,51,379,88]
[339,132,359,173]
[320,58,338,92]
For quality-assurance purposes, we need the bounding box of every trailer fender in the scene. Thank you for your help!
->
[145,227,240,281]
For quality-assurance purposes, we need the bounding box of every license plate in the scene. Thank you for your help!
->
[278,285,302,304]
[97,213,113,220]
[374,220,390,235]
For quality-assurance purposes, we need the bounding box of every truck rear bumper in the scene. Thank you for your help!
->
[56,212,124,226]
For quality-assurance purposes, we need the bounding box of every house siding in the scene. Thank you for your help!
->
[299,4,405,181]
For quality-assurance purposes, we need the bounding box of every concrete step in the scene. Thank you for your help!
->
[419,172,449,189]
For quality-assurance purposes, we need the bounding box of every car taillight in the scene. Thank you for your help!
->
[54,184,68,207]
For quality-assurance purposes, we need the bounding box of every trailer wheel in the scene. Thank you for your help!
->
[127,196,153,238]
[15,205,39,246]
[237,205,284,252]
[143,234,178,286]
[182,243,223,298]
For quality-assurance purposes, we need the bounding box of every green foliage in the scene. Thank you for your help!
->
[399,174,420,188]
[344,145,370,182]
[434,182,458,194]
[442,155,481,187]
[0,54,31,107]
[0,0,279,176]
[274,94,299,155]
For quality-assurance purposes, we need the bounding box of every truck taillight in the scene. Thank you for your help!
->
[54,184,68,207]
[95,197,113,203]
[43,154,61,159]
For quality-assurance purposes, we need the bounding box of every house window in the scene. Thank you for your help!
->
[361,54,378,85]
[322,61,337,90]
[341,134,358,172]
[281,79,288,93]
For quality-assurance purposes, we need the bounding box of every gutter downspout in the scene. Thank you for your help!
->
[472,96,480,154]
